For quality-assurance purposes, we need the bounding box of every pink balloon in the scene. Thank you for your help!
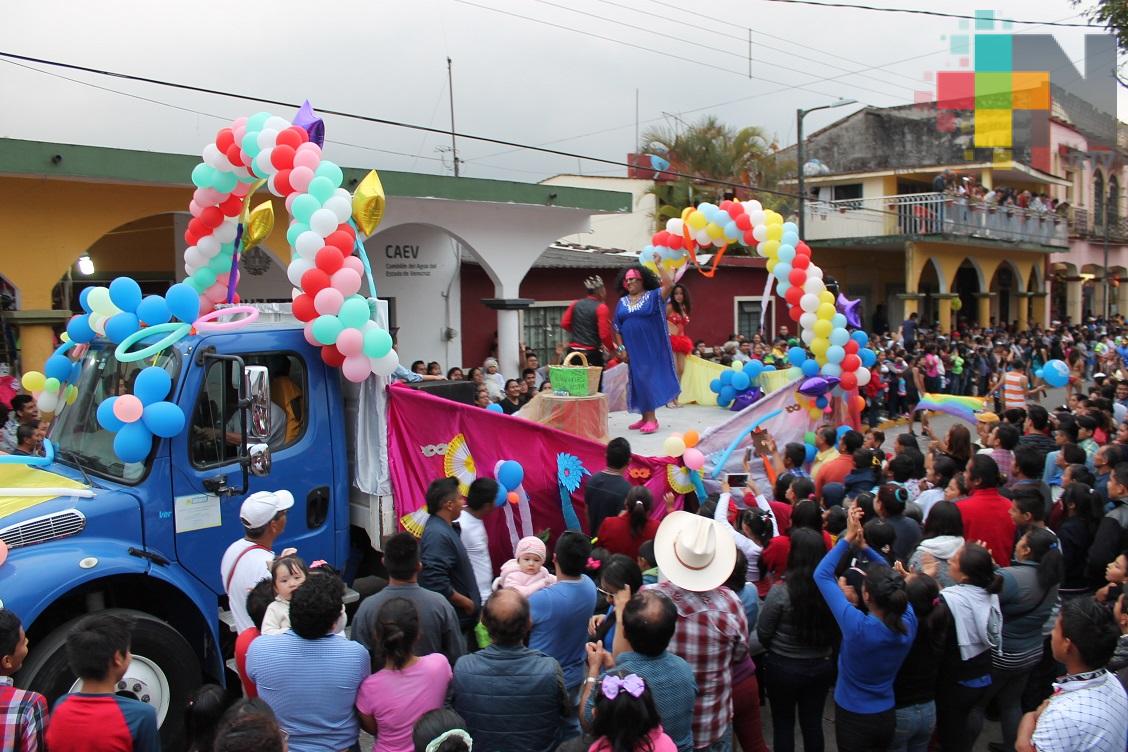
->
[195,187,223,205]
[341,256,364,275]
[303,322,319,347]
[342,354,371,383]
[232,116,248,129]
[314,287,344,315]
[293,146,321,171]
[285,193,297,213]
[683,448,705,471]
[331,268,362,297]
[188,200,203,217]
[290,166,314,193]
[336,327,364,357]
[231,181,251,197]
[113,394,144,423]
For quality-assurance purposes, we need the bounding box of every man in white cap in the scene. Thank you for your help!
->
[219,490,295,632]
[652,511,748,752]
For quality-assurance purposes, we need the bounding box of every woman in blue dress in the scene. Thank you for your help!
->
[612,265,680,434]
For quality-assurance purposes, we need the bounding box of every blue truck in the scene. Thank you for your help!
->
[1,313,397,746]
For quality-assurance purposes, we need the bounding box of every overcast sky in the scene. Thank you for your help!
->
[2,0,1125,183]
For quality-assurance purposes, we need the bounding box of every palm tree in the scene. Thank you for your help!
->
[640,116,780,229]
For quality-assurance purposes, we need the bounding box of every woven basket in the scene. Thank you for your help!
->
[549,351,602,396]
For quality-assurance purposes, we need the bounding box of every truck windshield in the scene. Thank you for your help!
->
[51,344,180,484]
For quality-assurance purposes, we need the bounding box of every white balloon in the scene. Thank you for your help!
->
[807,265,824,279]
[291,287,303,301]
[855,367,871,387]
[89,313,107,335]
[323,196,352,224]
[185,247,204,268]
[747,210,765,226]
[800,329,815,345]
[287,259,314,288]
[666,218,685,235]
[333,188,352,203]
[370,349,400,377]
[800,293,820,313]
[803,277,826,295]
[745,200,763,213]
[184,263,198,275]
[265,116,291,133]
[296,231,324,260]
[310,208,339,237]
[202,143,224,169]
[255,148,275,177]
[214,221,238,244]
[752,225,768,242]
[256,128,279,150]
[37,392,59,414]
[197,235,220,258]
[799,312,817,330]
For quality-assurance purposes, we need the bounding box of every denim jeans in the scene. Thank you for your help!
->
[764,653,835,752]
[560,682,582,740]
[890,701,936,752]
[694,728,732,752]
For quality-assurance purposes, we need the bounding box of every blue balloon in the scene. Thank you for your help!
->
[717,385,735,407]
[497,460,524,491]
[709,378,722,394]
[731,372,751,391]
[133,366,172,405]
[719,370,734,386]
[104,313,140,344]
[822,363,843,377]
[788,346,806,366]
[851,330,869,346]
[165,283,201,323]
[836,425,851,441]
[743,360,764,381]
[1034,368,1044,380]
[826,345,845,364]
[142,401,185,438]
[96,397,125,432]
[44,355,72,383]
[70,362,81,384]
[79,287,93,313]
[1042,359,1069,388]
[109,277,143,312]
[763,365,776,372]
[831,314,848,330]
[66,314,95,344]
[804,443,817,464]
[860,348,877,368]
[114,422,153,463]
[136,295,172,326]
[829,328,850,347]
[782,222,798,235]
[801,358,820,377]
[486,402,504,413]
[494,483,508,507]
[815,396,829,409]
[777,280,790,295]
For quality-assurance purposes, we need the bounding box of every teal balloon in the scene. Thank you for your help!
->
[142,401,185,438]
[311,315,343,345]
[191,163,214,189]
[308,176,336,204]
[208,255,231,273]
[362,328,393,359]
[286,222,309,247]
[246,112,271,131]
[241,132,262,159]
[315,161,344,186]
[192,268,217,289]
[291,194,321,223]
[213,171,237,194]
[338,296,370,329]
[114,421,153,463]
[133,366,172,405]
[165,283,200,322]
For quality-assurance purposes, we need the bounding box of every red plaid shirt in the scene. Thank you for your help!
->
[652,582,748,748]
[0,679,47,752]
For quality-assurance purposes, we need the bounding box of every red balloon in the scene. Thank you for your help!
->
[292,294,317,322]
[321,345,346,368]
[727,201,745,216]
[785,286,803,306]
[792,254,810,270]
[315,246,344,274]
[184,229,199,247]
[788,305,803,322]
[275,127,303,150]
[274,169,293,196]
[325,231,354,254]
[839,372,858,391]
[652,232,666,246]
[215,128,235,153]
[219,195,242,216]
[842,353,861,371]
[789,269,807,287]
[225,144,244,167]
[300,268,332,295]
[735,214,752,231]
[232,293,241,304]
[288,126,309,145]
[187,218,208,239]
[844,340,860,354]
[742,231,756,245]
[796,242,811,256]
[199,206,224,229]
[271,144,296,170]
[719,200,734,214]
[668,234,684,250]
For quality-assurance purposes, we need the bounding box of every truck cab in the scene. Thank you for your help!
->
[1,322,368,746]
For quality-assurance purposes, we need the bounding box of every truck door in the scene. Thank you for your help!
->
[170,339,336,595]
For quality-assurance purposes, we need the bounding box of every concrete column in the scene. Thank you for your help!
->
[935,294,958,333]
[980,169,993,190]
[974,293,994,327]
[1016,292,1031,331]
[1091,276,1107,320]
[496,309,522,379]
[1031,292,1050,329]
[896,293,924,318]
[1117,282,1128,318]
[1065,278,1084,324]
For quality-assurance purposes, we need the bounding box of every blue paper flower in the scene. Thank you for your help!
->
[556,453,590,531]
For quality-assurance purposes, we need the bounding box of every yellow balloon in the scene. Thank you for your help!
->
[760,239,780,256]
[681,206,695,222]
[813,319,833,338]
[819,291,836,306]
[766,225,783,241]
[642,260,659,275]
[817,302,837,319]
[706,222,725,240]
[767,211,783,225]
[242,201,275,249]
[810,338,829,357]
[687,211,707,231]
[21,371,45,393]
[950,298,963,311]
[66,385,78,405]
[239,179,268,223]
[809,406,822,419]
[352,169,387,236]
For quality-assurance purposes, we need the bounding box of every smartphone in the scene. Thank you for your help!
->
[726,473,748,487]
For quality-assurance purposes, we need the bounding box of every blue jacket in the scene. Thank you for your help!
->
[452,643,569,752]
[419,514,479,627]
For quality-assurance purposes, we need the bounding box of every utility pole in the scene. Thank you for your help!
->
[447,57,460,177]
[796,99,856,238]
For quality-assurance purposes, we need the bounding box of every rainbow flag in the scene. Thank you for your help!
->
[916,393,986,423]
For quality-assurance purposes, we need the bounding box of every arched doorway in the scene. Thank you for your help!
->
[988,262,1023,328]
[954,258,983,326]
[918,258,943,326]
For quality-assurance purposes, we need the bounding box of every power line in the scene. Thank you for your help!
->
[757,0,1102,28]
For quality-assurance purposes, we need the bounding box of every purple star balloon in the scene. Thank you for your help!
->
[293,100,325,148]
[837,293,863,329]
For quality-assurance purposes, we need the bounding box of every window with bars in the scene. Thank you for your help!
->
[735,299,764,337]
[522,305,569,363]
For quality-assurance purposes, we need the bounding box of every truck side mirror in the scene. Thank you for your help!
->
[248,442,272,476]
[244,365,272,441]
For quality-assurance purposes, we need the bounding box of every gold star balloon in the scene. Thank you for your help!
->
[352,170,386,236]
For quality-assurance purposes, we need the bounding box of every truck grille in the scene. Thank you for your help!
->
[0,510,86,549]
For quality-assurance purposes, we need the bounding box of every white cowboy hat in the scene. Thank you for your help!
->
[653,511,737,592]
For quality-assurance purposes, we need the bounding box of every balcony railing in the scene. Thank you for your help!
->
[803,192,1068,247]
[1067,206,1128,241]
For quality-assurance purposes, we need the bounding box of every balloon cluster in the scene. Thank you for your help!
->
[640,198,764,273]
[495,460,525,506]
[67,278,200,347]
[1036,359,1069,388]
[95,366,186,463]
[710,360,773,410]
[21,345,79,415]
[662,430,705,470]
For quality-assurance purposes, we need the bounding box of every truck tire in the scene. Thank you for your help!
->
[17,608,202,751]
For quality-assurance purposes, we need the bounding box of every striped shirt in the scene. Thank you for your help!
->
[0,679,46,752]
[1002,371,1027,410]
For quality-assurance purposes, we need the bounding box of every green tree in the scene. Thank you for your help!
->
[639,116,781,230]
[1072,0,1128,86]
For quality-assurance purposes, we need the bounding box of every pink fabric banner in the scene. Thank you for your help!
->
[386,385,680,574]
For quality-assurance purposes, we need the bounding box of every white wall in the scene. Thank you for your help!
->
[540,175,654,252]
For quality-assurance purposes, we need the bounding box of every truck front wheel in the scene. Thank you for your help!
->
[17,608,202,751]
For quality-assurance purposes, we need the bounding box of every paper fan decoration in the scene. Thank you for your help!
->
[556,453,589,531]
[443,433,477,496]
[399,507,430,538]
[667,463,695,495]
